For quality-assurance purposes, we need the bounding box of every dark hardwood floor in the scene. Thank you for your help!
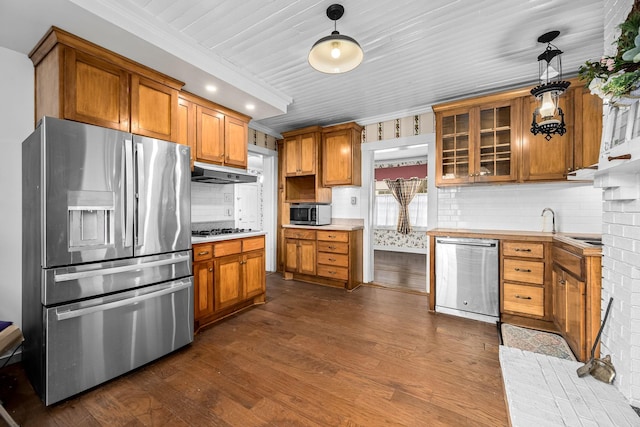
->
[373,250,427,293]
[0,274,508,426]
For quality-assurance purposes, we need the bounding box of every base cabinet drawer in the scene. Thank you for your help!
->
[317,265,349,281]
[317,252,349,267]
[317,230,349,242]
[503,259,544,285]
[503,242,544,259]
[503,283,544,317]
[317,241,349,254]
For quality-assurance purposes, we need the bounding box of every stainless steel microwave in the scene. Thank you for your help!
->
[289,204,331,226]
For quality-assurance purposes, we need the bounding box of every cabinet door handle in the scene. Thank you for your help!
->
[514,268,531,273]
[198,251,210,256]
[515,248,532,252]
[559,279,566,285]
[515,294,532,300]
[608,154,632,161]
[208,267,213,272]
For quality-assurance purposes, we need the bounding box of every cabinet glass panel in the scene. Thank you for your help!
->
[440,112,470,180]
[477,106,511,177]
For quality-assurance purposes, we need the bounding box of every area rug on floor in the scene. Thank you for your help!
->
[501,323,576,361]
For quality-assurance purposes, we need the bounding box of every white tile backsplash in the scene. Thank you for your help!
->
[437,182,603,233]
[191,182,235,223]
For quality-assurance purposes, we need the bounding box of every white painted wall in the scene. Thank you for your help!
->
[0,47,33,329]
[331,187,362,218]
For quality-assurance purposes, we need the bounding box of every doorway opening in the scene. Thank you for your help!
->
[371,144,428,293]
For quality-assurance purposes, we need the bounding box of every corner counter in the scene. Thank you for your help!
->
[427,228,602,361]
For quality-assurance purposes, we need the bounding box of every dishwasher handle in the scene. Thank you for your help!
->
[435,237,497,248]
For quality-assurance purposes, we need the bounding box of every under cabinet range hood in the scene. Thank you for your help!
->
[191,162,257,184]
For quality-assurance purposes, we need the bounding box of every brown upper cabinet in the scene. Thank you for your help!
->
[520,90,574,181]
[281,126,331,204]
[322,122,363,186]
[30,27,183,142]
[434,78,602,186]
[435,97,521,186]
[177,91,251,170]
[521,82,603,181]
[177,96,196,167]
[284,126,322,176]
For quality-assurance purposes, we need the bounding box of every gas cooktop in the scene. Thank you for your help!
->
[191,228,256,237]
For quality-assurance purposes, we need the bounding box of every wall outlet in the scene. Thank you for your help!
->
[351,196,357,205]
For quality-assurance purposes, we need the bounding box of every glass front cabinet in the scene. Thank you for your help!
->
[436,99,520,186]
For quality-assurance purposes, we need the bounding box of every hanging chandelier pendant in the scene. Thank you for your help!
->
[530,31,570,140]
[308,3,364,74]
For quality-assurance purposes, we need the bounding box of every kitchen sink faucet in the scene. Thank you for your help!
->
[541,208,556,233]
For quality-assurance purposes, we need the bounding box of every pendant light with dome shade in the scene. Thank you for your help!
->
[308,4,364,74]
[530,30,571,141]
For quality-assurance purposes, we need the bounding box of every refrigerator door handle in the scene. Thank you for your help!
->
[53,253,191,282]
[55,280,192,321]
[135,142,145,248]
[124,139,134,247]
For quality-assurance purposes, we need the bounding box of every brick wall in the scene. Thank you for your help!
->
[598,174,640,405]
[599,0,638,406]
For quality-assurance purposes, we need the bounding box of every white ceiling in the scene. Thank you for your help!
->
[1,0,605,136]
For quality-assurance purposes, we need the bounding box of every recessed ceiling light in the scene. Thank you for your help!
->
[205,85,217,92]
[246,104,255,110]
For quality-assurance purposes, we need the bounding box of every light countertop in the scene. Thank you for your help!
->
[282,224,364,231]
[427,228,602,255]
[191,230,266,244]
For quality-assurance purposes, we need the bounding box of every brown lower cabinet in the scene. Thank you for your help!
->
[500,239,556,330]
[552,240,601,361]
[283,227,362,290]
[192,236,266,333]
[429,230,602,362]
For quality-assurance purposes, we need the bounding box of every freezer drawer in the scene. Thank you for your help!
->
[435,237,499,323]
[43,278,193,405]
[42,250,192,305]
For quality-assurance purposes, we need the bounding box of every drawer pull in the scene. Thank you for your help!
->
[328,258,336,262]
[198,251,210,256]
[608,154,632,161]
[515,294,532,300]
[514,268,531,273]
[515,248,532,252]
[328,246,336,250]
[328,235,336,238]
[329,271,336,274]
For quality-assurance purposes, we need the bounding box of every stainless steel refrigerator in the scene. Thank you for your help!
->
[22,117,193,405]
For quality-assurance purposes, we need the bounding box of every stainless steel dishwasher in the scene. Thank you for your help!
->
[435,237,499,323]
